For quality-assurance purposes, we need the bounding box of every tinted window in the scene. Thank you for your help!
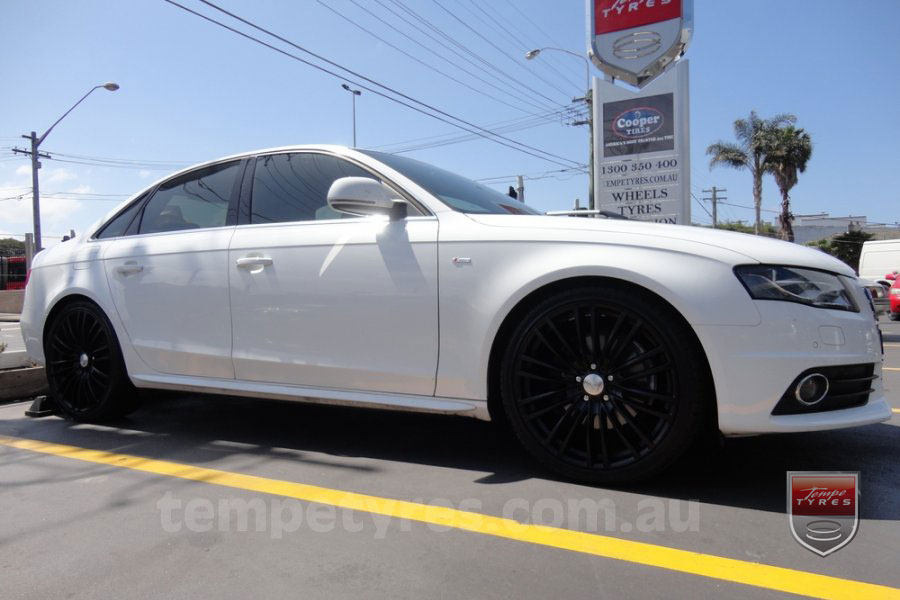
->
[359,150,541,215]
[251,153,379,224]
[95,197,144,239]
[139,162,239,234]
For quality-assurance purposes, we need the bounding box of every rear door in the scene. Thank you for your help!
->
[104,160,245,379]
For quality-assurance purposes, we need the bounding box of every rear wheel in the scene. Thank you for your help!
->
[44,300,137,421]
[500,284,709,484]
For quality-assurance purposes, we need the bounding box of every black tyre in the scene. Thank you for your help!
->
[44,300,138,421]
[500,284,710,484]
[890,312,900,321]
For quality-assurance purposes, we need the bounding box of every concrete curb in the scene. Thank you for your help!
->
[0,350,32,370]
[0,367,49,402]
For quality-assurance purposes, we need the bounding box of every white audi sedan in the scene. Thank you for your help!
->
[21,146,890,483]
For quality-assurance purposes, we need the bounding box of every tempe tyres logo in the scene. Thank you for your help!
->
[787,472,859,556]
[612,107,665,139]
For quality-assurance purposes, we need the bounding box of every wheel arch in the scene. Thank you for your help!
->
[42,292,106,348]
[485,275,718,431]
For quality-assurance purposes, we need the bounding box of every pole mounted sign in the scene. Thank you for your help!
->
[588,0,693,87]
[593,61,690,223]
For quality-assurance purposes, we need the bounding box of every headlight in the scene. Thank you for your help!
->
[734,265,858,312]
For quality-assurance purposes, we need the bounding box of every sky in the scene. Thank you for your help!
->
[2,0,900,245]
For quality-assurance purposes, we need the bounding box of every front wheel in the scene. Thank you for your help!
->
[500,284,710,484]
[44,300,138,421]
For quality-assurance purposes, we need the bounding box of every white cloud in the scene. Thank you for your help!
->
[15,165,30,176]
[139,169,152,179]
[44,167,76,184]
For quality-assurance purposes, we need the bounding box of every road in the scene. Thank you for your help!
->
[1,316,898,599]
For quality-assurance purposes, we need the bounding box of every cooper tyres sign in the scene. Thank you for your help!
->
[603,93,674,157]
[588,0,693,87]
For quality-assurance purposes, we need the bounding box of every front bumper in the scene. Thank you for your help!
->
[695,301,890,435]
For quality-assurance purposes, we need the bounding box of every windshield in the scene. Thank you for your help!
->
[360,150,542,215]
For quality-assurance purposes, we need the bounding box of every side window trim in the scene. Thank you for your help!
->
[137,160,243,235]
[92,190,154,240]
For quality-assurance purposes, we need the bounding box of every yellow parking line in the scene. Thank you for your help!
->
[884,367,900,372]
[893,408,900,414]
[0,435,897,600]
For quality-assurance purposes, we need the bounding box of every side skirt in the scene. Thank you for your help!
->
[130,373,490,420]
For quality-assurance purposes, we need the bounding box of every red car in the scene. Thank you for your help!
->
[0,256,27,290]
[890,276,900,321]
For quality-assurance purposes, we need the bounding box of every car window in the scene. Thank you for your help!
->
[358,149,542,215]
[139,161,240,234]
[250,153,391,224]
[95,196,145,239]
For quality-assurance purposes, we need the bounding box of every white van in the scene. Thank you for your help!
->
[859,239,900,283]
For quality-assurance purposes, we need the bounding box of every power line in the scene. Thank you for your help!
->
[319,0,556,116]
[493,0,585,85]
[476,166,588,184]
[691,192,713,220]
[384,0,568,110]
[164,0,581,168]
[383,108,587,154]
[373,106,582,152]
[459,0,582,94]
[428,0,574,100]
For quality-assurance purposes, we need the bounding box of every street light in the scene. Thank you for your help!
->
[15,82,119,251]
[526,48,596,210]
[341,83,362,147]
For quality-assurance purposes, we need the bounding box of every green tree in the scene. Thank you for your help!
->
[764,126,813,242]
[711,220,778,236]
[806,230,874,272]
[0,237,26,258]
[706,111,796,235]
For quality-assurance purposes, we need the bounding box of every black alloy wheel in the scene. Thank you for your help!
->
[500,284,709,484]
[44,300,137,421]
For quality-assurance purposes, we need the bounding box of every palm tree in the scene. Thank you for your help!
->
[764,126,813,242]
[706,111,796,234]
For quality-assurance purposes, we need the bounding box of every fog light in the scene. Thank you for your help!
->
[795,373,829,405]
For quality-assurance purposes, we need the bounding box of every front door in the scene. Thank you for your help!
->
[228,152,439,395]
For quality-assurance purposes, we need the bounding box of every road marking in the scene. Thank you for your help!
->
[884,343,900,348]
[893,408,900,414]
[884,367,900,372]
[0,435,897,600]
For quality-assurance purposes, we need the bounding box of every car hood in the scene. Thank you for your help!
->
[467,214,856,277]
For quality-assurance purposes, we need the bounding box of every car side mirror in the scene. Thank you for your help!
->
[886,273,897,281]
[327,177,408,221]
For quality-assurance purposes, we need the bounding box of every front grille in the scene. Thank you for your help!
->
[771,363,876,415]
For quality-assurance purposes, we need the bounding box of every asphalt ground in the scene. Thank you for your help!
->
[1,316,898,599]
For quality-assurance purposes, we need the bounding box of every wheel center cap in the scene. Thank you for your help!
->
[79,353,89,369]
[582,373,605,396]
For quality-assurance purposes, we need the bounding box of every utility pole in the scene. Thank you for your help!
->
[570,90,593,211]
[702,187,726,228]
[525,48,594,211]
[11,82,119,251]
[13,134,50,251]
[516,175,525,202]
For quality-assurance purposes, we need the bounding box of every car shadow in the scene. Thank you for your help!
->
[1,392,897,520]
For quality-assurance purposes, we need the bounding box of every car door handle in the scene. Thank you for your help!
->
[235,256,274,269]
[115,262,143,275]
